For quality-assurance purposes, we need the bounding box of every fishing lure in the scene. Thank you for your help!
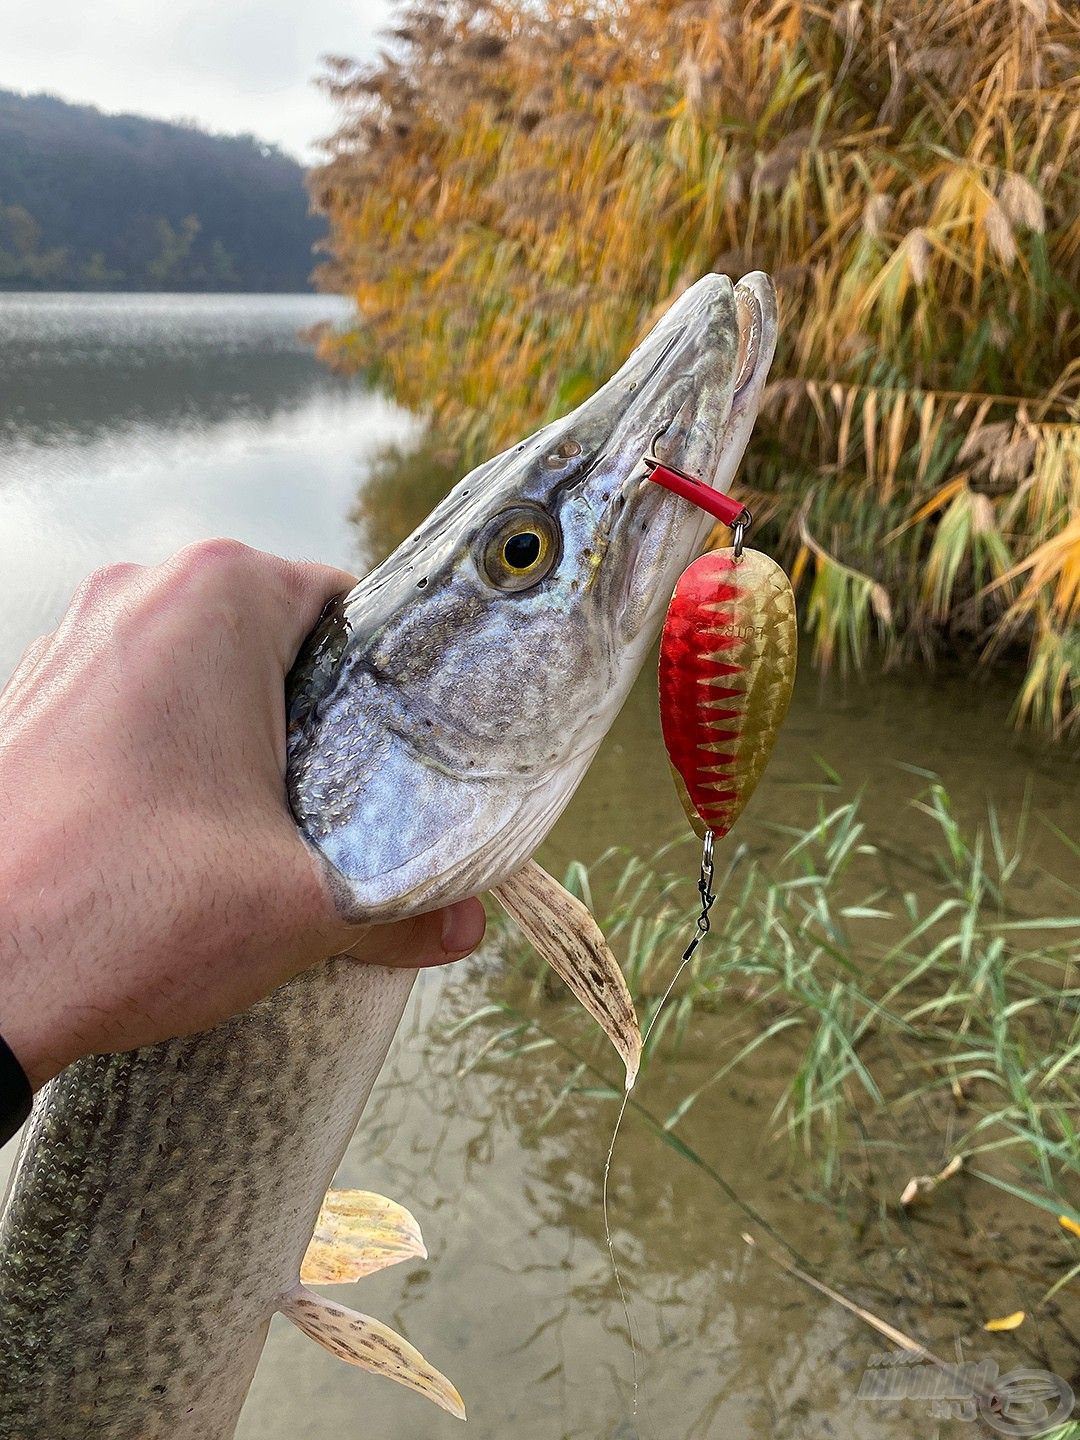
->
[649,456,798,951]
[599,455,799,1427]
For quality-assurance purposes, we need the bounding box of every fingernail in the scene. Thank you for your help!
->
[441,899,486,956]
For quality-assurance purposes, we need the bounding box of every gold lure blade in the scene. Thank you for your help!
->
[659,548,797,840]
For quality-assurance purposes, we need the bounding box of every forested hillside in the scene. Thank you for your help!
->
[0,91,321,290]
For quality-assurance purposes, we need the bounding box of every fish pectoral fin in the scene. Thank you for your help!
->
[492,859,642,1089]
[301,1189,426,1284]
[279,1284,466,1420]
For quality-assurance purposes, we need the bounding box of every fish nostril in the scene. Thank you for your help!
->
[543,438,582,467]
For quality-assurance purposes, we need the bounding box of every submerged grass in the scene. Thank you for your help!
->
[312,0,1080,734]
[470,780,1080,1228]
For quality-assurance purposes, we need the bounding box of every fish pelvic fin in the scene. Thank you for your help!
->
[492,859,642,1088]
[279,1284,466,1420]
[300,1189,427,1285]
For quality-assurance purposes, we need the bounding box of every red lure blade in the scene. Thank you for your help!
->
[659,549,797,841]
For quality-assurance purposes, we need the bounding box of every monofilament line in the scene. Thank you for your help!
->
[601,832,716,1436]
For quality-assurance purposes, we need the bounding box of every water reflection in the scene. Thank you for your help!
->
[350,439,464,567]
[0,293,418,678]
[0,293,355,445]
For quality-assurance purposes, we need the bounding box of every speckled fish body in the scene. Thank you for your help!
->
[0,272,777,1438]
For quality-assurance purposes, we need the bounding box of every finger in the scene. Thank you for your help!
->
[341,899,487,970]
[256,556,359,667]
[7,631,54,685]
[0,632,56,718]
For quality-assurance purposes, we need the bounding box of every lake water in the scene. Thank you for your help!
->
[0,293,1076,1438]
[0,292,417,679]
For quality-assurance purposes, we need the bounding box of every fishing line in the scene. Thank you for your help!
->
[601,832,717,1434]
[597,474,796,1431]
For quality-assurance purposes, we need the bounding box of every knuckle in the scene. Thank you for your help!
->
[158,539,267,646]
[69,561,141,611]
[165,541,258,624]
[80,560,140,596]
[172,537,255,583]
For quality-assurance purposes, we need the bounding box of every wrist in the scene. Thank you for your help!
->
[0,1029,33,1144]
[0,830,82,1092]
[0,935,72,1089]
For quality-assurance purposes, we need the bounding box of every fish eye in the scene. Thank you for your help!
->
[478,505,560,592]
[503,532,541,569]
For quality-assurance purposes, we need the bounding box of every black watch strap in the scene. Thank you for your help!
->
[0,1031,32,1146]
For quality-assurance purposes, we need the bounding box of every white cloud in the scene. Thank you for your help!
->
[0,0,396,159]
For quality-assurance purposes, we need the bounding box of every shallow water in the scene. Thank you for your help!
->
[0,293,1076,1437]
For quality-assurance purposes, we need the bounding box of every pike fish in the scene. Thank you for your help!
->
[0,271,778,1437]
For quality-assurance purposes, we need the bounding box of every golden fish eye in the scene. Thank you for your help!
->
[478,505,560,592]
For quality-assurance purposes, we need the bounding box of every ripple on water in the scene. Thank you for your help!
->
[0,292,417,679]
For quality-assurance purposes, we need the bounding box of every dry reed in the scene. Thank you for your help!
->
[311,0,1080,735]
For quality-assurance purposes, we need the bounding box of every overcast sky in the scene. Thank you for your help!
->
[0,0,397,160]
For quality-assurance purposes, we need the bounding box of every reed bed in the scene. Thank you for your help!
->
[471,780,1080,1235]
[312,0,1080,734]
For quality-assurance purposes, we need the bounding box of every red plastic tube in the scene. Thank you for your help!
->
[645,460,750,529]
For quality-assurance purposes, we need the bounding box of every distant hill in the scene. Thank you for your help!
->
[0,91,322,291]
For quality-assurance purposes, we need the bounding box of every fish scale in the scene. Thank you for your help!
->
[0,959,416,1437]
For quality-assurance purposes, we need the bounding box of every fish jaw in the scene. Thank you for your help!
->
[287,273,778,920]
[610,271,778,654]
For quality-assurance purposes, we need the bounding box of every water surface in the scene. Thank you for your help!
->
[0,292,415,678]
[0,293,1075,1438]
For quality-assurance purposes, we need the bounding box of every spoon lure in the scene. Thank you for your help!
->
[649,458,798,952]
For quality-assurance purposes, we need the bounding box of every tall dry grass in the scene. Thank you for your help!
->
[311,0,1080,735]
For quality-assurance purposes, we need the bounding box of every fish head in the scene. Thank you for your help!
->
[287,272,778,919]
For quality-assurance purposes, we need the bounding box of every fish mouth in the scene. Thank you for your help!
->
[636,270,776,483]
[733,273,773,401]
[592,270,778,644]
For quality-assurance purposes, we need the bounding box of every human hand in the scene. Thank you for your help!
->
[0,540,486,1091]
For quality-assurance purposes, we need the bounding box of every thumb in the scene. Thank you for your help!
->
[340,899,488,970]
